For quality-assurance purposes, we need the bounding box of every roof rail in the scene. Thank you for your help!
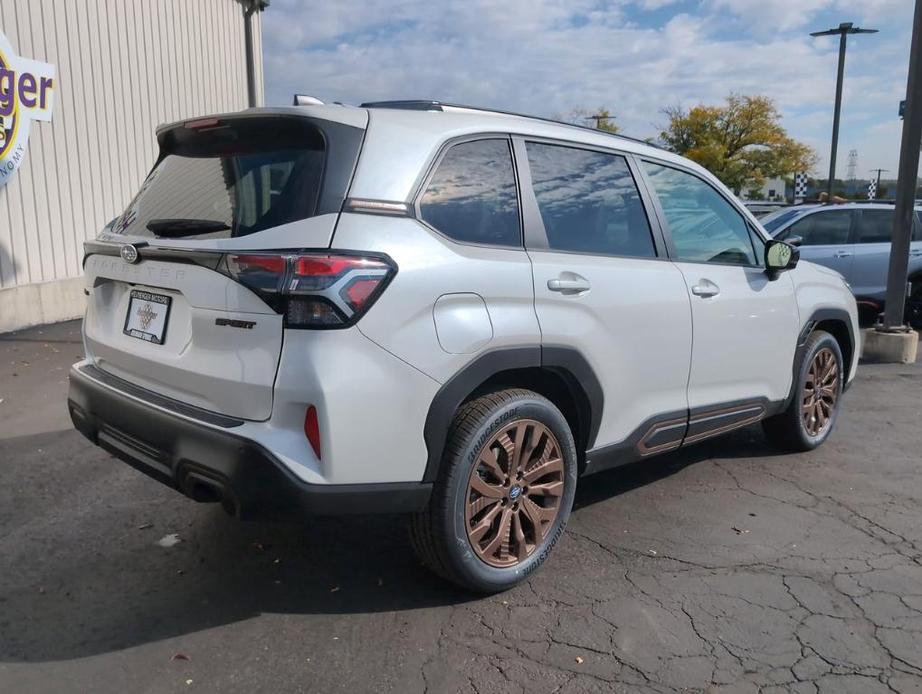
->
[360,99,662,149]
[359,100,443,111]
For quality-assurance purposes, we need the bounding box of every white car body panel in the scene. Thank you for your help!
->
[529,251,693,447]
[676,263,800,408]
[331,212,541,384]
[83,254,282,420]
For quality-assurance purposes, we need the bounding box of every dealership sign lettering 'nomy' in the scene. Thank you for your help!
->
[0,28,55,188]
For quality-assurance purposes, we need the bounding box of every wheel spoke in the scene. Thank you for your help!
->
[479,446,505,481]
[469,503,503,543]
[470,474,505,499]
[527,480,564,497]
[523,456,563,484]
[468,495,502,518]
[482,508,513,558]
[512,511,528,561]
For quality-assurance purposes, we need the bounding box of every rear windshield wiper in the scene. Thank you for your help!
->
[146,218,231,237]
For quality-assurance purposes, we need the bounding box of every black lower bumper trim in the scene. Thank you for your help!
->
[68,365,432,518]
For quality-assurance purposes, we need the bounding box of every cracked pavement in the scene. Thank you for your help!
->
[1,321,921,693]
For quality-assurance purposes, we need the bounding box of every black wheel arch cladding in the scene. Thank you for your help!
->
[421,346,603,483]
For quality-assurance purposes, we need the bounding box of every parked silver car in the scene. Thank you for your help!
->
[761,202,922,324]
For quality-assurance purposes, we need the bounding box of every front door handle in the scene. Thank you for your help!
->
[909,249,922,257]
[691,279,720,298]
[833,250,852,258]
[547,274,591,294]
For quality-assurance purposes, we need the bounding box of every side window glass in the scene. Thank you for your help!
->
[788,210,852,246]
[419,139,521,247]
[856,209,893,244]
[643,162,756,265]
[525,143,656,257]
[915,212,922,242]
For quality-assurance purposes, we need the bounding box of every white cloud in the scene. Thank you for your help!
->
[261,0,917,176]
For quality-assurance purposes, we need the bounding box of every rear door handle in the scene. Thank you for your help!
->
[547,274,591,294]
[691,280,720,298]
[833,250,852,258]
[909,249,922,257]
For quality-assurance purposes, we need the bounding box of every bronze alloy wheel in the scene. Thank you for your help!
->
[802,347,839,437]
[464,419,565,568]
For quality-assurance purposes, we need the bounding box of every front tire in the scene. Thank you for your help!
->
[762,330,844,452]
[410,389,578,593]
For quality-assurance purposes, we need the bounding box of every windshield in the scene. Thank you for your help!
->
[112,117,327,240]
[760,208,807,234]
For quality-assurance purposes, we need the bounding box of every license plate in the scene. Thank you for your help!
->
[123,290,172,345]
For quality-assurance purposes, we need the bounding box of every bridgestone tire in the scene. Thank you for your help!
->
[762,330,844,452]
[410,389,578,593]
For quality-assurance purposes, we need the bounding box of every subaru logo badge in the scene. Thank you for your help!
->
[120,244,140,264]
[509,485,523,501]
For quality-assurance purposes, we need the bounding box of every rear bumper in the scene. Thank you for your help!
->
[67,364,431,518]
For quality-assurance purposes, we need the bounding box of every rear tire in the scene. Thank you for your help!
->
[410,389,578,593]
[762,330,844,452]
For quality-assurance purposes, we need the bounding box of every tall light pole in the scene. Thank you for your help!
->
[882,0,922,330]
[240,0,270,108]
[810,22,878,201]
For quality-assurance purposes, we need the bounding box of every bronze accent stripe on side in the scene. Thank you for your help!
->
[683,403,765,445]
[636,416,687,456]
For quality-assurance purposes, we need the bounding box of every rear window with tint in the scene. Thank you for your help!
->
[418,138,521,247]
[786,210,852,246]
[856,209,893,244]
[526,142,655,257]
[113,118,333,240]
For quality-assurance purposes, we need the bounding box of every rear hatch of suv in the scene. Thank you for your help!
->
[82,109,367,420]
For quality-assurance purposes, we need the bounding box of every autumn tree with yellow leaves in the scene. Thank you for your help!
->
[659,94,816,193]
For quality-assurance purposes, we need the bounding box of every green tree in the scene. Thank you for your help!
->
[557,106,620,134]
[659,94,816,193]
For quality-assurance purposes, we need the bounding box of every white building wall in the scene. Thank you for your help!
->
[0,0,263,332]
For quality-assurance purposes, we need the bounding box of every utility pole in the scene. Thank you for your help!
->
[810,22,878,201]
[241,0,270,108]
[583,113,616,131]
[882,0,922,330]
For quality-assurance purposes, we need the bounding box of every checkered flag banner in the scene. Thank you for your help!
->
[794,172,808,202]
[868,179,877,200]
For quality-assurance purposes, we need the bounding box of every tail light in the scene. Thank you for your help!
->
[223,252,396,329]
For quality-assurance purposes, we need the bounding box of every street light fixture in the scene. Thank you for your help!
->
[810,22,878,201]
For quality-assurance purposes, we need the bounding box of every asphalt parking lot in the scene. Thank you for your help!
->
[1,321,921,693]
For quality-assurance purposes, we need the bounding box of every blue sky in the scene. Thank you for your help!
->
[261,0,917,180]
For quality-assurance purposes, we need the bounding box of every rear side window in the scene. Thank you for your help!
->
[113,117,347,240]
[525,142,656,257]
[856,209,893,244]
[643,162,756,265]
[787,210,852,246]
[419,139,521,247]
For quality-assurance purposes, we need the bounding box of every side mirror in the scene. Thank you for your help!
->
[785,235,804,247]
[765,240,800,273]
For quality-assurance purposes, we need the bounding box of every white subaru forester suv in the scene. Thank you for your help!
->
[69,100,858,592]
